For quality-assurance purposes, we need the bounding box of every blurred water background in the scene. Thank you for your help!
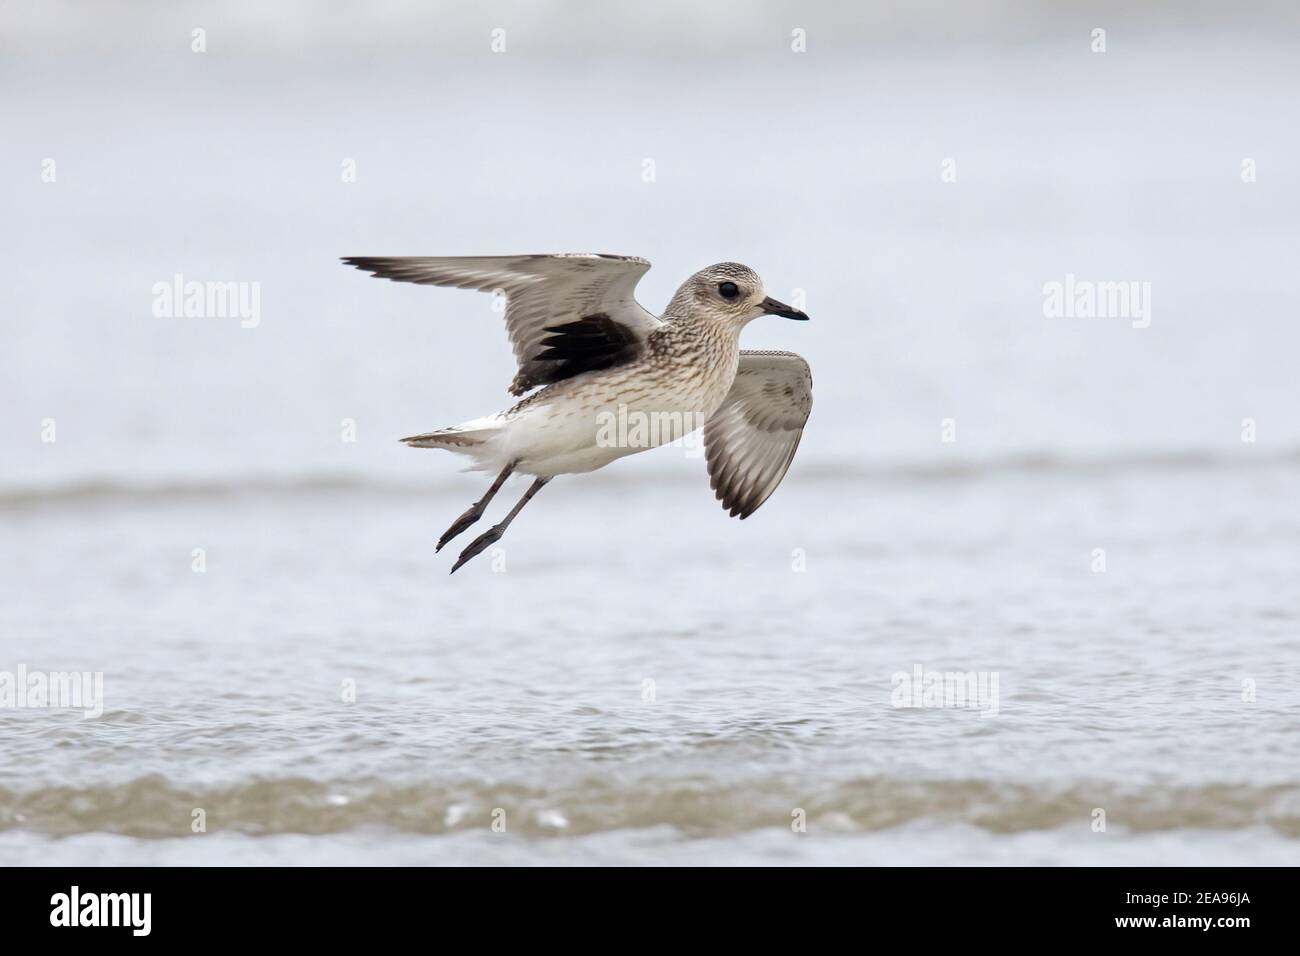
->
[1,0,1298,864]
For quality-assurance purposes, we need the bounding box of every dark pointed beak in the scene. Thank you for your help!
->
[759,296,809,321]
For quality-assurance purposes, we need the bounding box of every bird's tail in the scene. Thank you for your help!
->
[400,412,508,462]
[400,426,493,450]
[400,412,518,474]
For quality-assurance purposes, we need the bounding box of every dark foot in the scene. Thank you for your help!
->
[449,524,504,574]
[436,503,485,552]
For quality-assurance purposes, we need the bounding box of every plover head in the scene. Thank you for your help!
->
[671,262,810,326]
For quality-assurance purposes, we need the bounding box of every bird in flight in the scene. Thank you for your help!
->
[342,254,813,572]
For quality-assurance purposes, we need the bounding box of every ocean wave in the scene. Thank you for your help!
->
[0,475,409,509]
[2,448,1298,509]
[2,775,1297,839]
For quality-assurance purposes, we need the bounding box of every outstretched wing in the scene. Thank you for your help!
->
[342,254,660,395]
[705,350,813,519]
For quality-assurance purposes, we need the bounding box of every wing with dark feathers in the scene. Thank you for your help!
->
[341,253,660,395]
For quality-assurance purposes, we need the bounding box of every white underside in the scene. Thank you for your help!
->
[424,329,743,478]
[450,400,704,476]
[433,367,732,478]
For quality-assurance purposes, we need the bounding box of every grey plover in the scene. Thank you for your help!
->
[343,254,813,572]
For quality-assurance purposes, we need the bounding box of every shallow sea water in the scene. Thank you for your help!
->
[2,460,1298,865]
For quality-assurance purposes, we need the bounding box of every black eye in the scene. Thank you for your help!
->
[718,281,740,300]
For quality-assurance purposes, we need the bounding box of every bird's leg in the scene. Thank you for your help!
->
[449,477,550,574]
[436,462,516,552]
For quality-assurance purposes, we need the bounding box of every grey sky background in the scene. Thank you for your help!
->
[4,1,1297,487]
